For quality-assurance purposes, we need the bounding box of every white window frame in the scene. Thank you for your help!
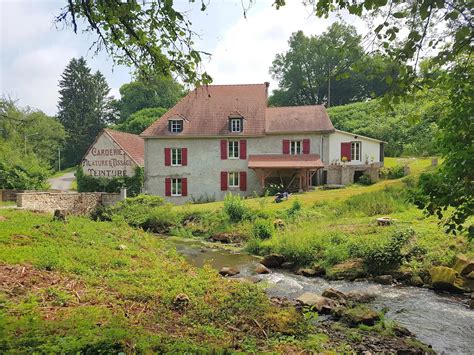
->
[230,118,242,133]
[351,141,361,162]
[170,120,183,133]
[171,178,182,196]
[290,140,302,155]
[171,148,182,166]
[228,140,240,159]
[228,172,239,188]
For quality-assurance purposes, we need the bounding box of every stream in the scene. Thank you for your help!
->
[164,237,474,354]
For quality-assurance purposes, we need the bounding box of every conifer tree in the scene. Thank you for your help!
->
[57,57,112,166]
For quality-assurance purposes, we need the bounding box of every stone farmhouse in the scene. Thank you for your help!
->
[141,83,384,203]
[81,128,144,178]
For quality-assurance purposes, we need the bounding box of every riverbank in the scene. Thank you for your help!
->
[0,209,435,353]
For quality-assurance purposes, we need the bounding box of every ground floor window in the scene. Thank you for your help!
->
[228,171,239,187]
[171,178,182,196]
[351,141,361,161]
[290,140,302,155]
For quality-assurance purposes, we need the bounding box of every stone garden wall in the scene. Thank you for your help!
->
[16,192,121,215]
[1,189,24,202]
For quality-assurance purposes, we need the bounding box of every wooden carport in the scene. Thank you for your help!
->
[248,154,324,192]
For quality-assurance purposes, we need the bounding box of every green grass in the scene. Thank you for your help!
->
[0,201,15,207]
[0,209,313,353]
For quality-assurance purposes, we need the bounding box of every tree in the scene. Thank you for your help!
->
[269,23,398,107]
[115,75,184,122]
[115,107,167,134]
[0,98,66,167]
[57,57,112,167]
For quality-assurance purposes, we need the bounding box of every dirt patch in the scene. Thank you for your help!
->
[0,264,85,306]
[0,216,8,221]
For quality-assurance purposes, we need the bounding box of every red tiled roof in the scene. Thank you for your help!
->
[141,84,268,137]
[248,154,324,169]
[105,129,144,166]
[266,106,334,133]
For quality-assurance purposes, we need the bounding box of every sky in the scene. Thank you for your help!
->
[0,0,366,116]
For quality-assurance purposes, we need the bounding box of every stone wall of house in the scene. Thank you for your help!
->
[16,192,121,214]
[325,164,382,185]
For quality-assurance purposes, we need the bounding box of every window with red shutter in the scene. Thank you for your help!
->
[341,142,351,161]
[182,148,188,166]
[282,139,290,154]
[240,140,247,159]
[164,148,171,166]
[240,171,247,191]
[220,171,228,191]
[220,140,227,160]
[182,178,188,196]
[303,139,310,154]
[165,178,171,196]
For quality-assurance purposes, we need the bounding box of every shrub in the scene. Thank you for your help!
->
[252,219,274,239]
[264,183,284,196]
[363,228,414,275]
[342,187,406,216]
[357,174,374,185]
[76,166,144,197]
[380,165,405,179]
[224,193,250,223]
[287,200,302,217]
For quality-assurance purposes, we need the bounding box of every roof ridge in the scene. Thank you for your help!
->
[105,128,141,138]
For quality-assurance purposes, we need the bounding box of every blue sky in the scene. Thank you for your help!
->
[0,0,365,115]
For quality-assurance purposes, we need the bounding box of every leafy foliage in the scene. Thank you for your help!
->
[0,141,50,190]
[357,174,374,186]
[269,23,398,107]
[380,166,405,180]
[76,166,144,197]
[363,229,414,275]
[57,57,114,167]
[252,218,274,239]
[223,193,250,223]
[0,98,66,167]
[114,75,184,122]
[114,107,167,134]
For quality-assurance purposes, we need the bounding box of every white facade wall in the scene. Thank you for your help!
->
[328,130,382,166]
[82,133,138,178]
[144,133,327,203]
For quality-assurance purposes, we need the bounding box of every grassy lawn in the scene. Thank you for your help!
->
[0,201,15,207]
[0,209,315,353]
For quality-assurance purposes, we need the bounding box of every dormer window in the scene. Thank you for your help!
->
[229,118,242,133]
[169,119,183,133]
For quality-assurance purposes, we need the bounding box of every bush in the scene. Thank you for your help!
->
[380,165,405,179]
[357,174,374,185]
[252,219,274,239]
[264,183,284,196]
[224,193,250,223]
[363,228,414,275]
[286,200,302,217]
[76,166,144,197]
[341,187,406,216]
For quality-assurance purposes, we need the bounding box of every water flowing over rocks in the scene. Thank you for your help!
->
[255,264,270,274]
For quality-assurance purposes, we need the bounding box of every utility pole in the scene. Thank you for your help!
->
[58,148,61,172]
[327,71,331,108]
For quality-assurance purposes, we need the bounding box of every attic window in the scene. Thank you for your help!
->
[169,120,183,133]
[229,118,242,133]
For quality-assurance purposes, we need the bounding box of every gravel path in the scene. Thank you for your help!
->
[47,172,75,191]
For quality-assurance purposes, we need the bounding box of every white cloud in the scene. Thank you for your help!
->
[6,46,78,114]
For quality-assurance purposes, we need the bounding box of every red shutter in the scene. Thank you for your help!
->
[220,171,228,191]
[341,142,351,161]
[240,171,247,191]
[182,178,187,196]
[165,178,171,196]
[220,140,227,160]
[303,139,310,154]
[282,139,290,154]
[164,148,171,166]
[182,148,187,166]
[240,140,247,159]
